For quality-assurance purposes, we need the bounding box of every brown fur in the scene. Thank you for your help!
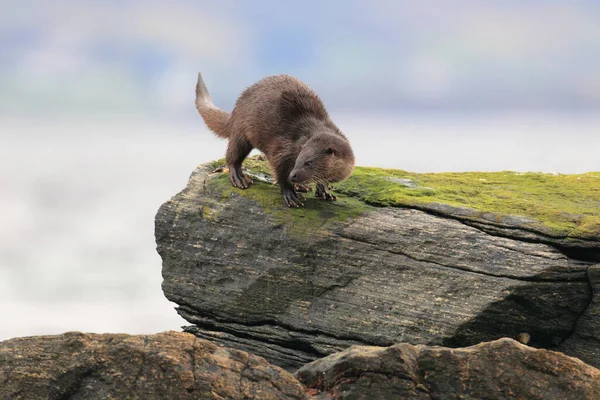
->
[195,73,355,207]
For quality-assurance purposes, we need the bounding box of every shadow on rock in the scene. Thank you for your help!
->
[443,269,592,351]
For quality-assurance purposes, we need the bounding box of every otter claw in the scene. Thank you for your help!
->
[229,166,252,189]
[315,183,336,201]
[283,188,305,207]
[322,193,337,201]
[294,184,311,193]
[316,192,336,201]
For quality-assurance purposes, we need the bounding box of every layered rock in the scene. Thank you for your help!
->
[296,338,600,400]
[0,331,307,400]
[155,159,600,370]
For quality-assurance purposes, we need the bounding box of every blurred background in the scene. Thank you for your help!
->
[1,0,599,340]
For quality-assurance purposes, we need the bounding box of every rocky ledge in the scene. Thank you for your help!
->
[0,331,306,400]
[2,333,599,400]
[297,338,600,400]
[155,157,600,370]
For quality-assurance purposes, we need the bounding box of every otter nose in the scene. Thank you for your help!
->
[290,172,298,182]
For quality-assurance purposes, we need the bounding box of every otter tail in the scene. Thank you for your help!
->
[195,72,230,139]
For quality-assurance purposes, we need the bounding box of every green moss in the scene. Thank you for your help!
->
[207,156,600,239]
[207,158,371,235]
[201,204,218,222]
[336,167,600,239]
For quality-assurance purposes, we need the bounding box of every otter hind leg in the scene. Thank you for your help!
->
[226,136,254,189]
[316,183,336,201]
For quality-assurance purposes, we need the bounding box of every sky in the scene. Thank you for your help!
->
[1,1,599,341]
[2,0,600,120]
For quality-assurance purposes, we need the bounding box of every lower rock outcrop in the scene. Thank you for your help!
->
[0,331,307,400]
[296,338,600,400]
[3,333,598,400]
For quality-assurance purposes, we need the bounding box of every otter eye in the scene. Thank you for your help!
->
[326,147,335,155]
[304,161,312,167]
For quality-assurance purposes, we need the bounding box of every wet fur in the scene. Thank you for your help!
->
[195,73,355,207]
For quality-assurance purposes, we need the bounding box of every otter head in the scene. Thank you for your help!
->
[289,133,355,184]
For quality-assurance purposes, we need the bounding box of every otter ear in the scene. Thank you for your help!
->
[326,147,335,156]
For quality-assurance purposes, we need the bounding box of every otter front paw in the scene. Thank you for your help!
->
[316,192,336,201]
[282,187,305,208]
[229,166,253,189]
[315,183,337,201]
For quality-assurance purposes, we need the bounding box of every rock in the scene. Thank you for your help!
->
[296,338,600,400]
[0,331,307,400]
[558,264,600,367]
[155,158,600,370]
[5,332,599,400]
[334,167,600,257]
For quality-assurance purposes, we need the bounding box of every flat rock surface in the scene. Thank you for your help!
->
[296,338,600,400]
[0,331,307,400]
[156,162,599,370]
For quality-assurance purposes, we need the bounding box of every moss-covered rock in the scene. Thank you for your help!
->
[212,156,600,244]
[207,173,371,236]
[156,158,600,371]
[338,167,600,240]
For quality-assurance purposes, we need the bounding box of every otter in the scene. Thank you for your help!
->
[195,73,355,207]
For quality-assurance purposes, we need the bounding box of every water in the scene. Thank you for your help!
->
[1,113,598,340]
